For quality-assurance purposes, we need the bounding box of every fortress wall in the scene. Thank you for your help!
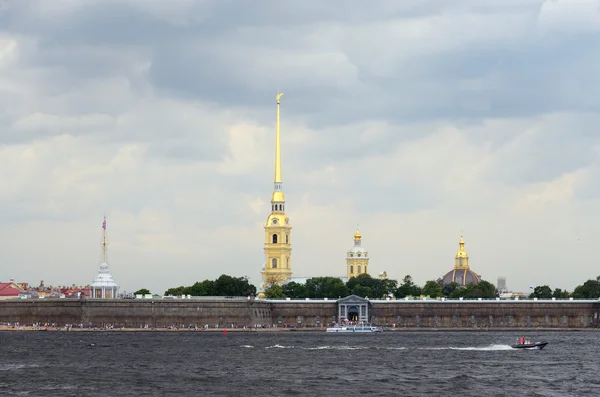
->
[1,299,598,329]
[0,299,272,328]
[270,301,337,327]
[371,302,600,328]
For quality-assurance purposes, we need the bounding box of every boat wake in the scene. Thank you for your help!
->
[261,345,406,350]
[265,344,294,349]
[420,344,513,351]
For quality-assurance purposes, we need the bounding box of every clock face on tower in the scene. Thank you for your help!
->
[272,218,278,225]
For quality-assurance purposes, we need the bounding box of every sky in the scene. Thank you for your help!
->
[1,0,600,295]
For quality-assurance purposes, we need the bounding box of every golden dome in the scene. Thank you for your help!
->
[272,191,285,202]
[354,227,362,240]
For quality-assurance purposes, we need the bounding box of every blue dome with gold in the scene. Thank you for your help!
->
[440,236,481,286]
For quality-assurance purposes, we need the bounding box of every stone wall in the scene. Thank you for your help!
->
[371,301,600,328]
[0,299,272,328]
[1,299,599,329]
[270,301,337,327]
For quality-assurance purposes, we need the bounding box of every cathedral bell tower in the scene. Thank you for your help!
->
[261,93,292,288]
[346,227,369,279]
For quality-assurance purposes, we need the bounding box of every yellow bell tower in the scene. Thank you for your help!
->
[261,93,292,288]
[346,227,369,279]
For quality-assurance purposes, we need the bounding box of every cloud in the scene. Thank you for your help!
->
[0,0,599,295]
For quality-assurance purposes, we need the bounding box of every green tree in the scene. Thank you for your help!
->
[305,277,349,299]
[134,288,151,295]
[164,275,257,297]
[264,284,285,299]
[214,274,256,296]
[188,280,216,296]
[395,275,422,298]
[457,281,496,299]
[529,285,552,299]
[346,274,391,298]
[282,282,308,298]
[442,282,460,297]
[552,288,570,298]
[421,280,443,298]
[351,285,373,298]
[571,276,600,298]
[164,286,189,296]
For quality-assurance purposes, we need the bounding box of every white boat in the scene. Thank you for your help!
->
[326,323,383,333]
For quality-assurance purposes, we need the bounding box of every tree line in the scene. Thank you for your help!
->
[264,274,498,299]
[137,274,600,300]
[163,275,256,297]
[529,276,600,299]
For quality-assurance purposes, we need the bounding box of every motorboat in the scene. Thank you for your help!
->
[511,341,548,350]
[326,323,383,333]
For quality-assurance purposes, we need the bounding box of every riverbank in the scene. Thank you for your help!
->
[2,326,599,333]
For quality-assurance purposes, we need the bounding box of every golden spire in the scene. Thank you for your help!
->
[455,235,469,267]
[275,92,283,184]
[354,225,362,241]
[271,92,285,203]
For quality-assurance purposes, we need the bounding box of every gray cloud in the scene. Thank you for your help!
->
[1,0,600,294]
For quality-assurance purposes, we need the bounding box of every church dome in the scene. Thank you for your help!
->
[441,268,481,286]
[440,235,481,286]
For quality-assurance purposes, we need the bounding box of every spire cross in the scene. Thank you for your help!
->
[101,215,109,263]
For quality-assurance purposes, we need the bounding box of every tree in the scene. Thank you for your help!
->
[214,275,256,296]
[164,275,257,297]
[282,282,308,298]
[421,281,443,298]
[346,274,392,298]
[134,288,151,295]
[351,285,373,298]
[571,277,600,298]
[529,285,552,299]
[442,282,460,297]
[164,286,188,296]
[395,275,422,298]
[457,281,496,299]
[264,284,285,299]
[305,277,349,299]
[552,288,570,298]
[187,280,216,296]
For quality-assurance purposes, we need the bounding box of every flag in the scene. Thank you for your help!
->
[102,219,107,230]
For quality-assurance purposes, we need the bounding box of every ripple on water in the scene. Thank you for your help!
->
[0,331,599,396]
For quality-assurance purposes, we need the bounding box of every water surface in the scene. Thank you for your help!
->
[1,331,597,396]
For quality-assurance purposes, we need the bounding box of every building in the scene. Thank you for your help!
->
[91,216,119,299]
[346,227,369,279]
[497,277,507,293]
[439,236,481,286]
[261,93,292,288]
[0,280,25,300]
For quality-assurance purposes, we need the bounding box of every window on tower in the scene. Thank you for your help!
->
[350,265,354,274]
[286,234,289,244]
[358,265,361,273]
[272,234,278,244]
[272,258,278,268]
